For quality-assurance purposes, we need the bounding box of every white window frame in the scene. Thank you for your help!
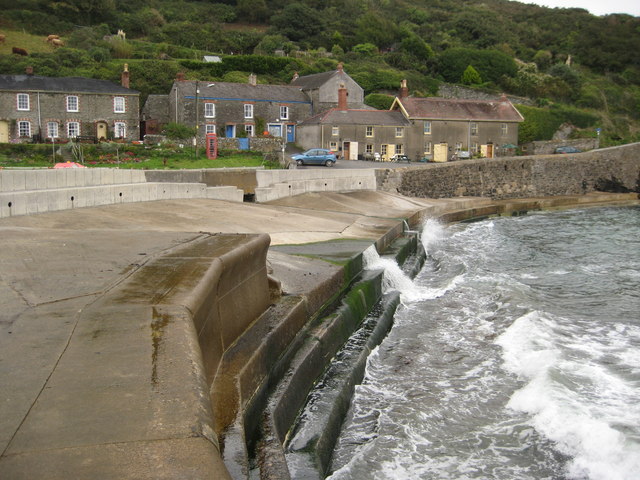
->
[365,144,373,154]
[244,124,254,137]
[204,103,216,118]
[329,141,338,152]
[114,122,126,139]
[381,144,388,156]
[67,121,80,138]
[66,96,79,113]
[366,126,374,137]
[47,121,59,138]
[424,141,432,154]
[501,123,508,135]
[18,120,31,137]
[205,124,217,134]
[470,122,478,135]
[17,93,30,111]
[244,104,254,119]
[423,121,431,135]
[113,96,126,113]
[395,144,404,154]
[279,106,289,120]
[332,126,339,136]
[395,127,404,138]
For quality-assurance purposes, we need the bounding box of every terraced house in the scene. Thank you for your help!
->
[391,81,524,162]
[297,84,410,161]
[0,65,139,143]
[141,64,365,144]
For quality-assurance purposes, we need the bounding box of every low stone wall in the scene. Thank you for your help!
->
[521,138,600,155]
[381,143,640,199]
[255,168,377,202]
[0,168,244,218]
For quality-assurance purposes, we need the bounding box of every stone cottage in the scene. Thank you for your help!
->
[0,65,139,143]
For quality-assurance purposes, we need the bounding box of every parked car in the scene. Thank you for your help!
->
[554,146,581,154]
[390,154,411,163]
[291,148,337,167]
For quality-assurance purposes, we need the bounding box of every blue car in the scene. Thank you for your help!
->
[292,148,337,167]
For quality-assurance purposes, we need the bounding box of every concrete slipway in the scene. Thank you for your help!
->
[0,190,637,479]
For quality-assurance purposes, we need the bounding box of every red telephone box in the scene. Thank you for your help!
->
[206,133,218,159]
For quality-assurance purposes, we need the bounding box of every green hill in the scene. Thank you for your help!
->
[0,0,638,146]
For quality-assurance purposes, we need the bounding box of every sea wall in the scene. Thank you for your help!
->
[380,143,640,199]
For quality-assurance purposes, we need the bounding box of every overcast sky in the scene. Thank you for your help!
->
[523,0,640,16]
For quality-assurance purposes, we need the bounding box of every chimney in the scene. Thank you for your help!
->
[25,66,34,76]
[248,73,257,86]
[176,72,186,82]
[338,83,348,110]
[399,79,408,99]
[121,63,130,88]
[337,62,344,73]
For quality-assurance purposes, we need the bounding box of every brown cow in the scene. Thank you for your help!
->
[51,38,64,47]
[12,47,28,56]
[0,34,6,44]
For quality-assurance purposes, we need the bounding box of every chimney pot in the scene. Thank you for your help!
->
[121,63,130,88]
[399,79,409,99]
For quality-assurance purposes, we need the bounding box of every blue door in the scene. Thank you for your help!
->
[226,125,235,138]
[287,124,295,143]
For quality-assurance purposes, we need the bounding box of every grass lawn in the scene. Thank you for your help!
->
[0,144,281,169]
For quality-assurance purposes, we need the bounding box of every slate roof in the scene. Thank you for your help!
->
[290,70,339,90]
[0,75,139,94]
[178,81,310,104]
[299,108,410,126]
[396,97,524,122]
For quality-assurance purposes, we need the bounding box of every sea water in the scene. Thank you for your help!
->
[328,206,640,480]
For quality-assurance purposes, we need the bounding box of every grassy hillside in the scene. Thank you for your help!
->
[1,0,638,146]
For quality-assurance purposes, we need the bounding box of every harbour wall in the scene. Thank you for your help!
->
[379,142,640,199]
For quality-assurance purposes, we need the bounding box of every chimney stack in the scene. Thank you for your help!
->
[25,66,34,76]
[399,79,408,99]
[337,62,344,73]
[338,83,348,110]
[249,73,257,86]
[176,72,185,82]
[121,63,130,88]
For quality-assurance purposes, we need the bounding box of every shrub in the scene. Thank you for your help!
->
[163,122,195,139]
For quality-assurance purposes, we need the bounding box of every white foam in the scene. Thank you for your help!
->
[496,312,640,480]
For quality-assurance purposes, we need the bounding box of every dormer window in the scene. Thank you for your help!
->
[17,93,30,111]
[67,96,79,112]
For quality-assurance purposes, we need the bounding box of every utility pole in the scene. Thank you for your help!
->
[194,80,199,160]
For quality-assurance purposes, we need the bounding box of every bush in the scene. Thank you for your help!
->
[163,122,195,139]
[364,93,395,110]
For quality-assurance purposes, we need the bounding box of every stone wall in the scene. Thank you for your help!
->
[521,138,599,155]
[381,143,640,199]
[437,84,534,106]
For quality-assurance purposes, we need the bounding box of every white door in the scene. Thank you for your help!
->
[348,141,358,160]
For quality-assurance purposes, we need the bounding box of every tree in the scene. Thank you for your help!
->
[237,0,269,23]
[461,65,482,85]
[270,4,324,42]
